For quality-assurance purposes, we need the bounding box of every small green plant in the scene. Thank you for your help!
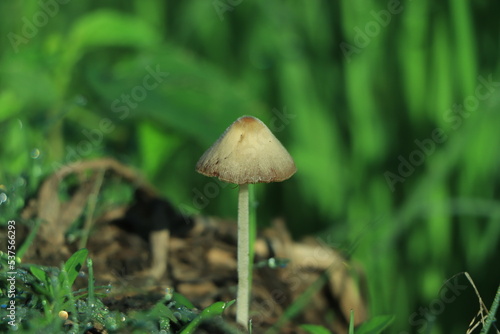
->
[2,247,237,333]
[0,248,89,332]
[28,248,88,325]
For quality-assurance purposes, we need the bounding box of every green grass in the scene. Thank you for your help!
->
[0,249,237,333]
[0,244,396,333]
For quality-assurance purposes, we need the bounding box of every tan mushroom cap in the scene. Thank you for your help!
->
[196,116,296,184]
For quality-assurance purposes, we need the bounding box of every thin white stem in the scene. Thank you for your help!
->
[236,183,249,329]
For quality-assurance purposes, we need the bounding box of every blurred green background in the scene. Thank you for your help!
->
[1,0,499,333]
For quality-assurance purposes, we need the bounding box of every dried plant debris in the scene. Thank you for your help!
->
[19,158,368,333]
[21,158,157,260]
[463,272,500,334]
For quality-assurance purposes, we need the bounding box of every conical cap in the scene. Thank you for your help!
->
[196,116,296,184]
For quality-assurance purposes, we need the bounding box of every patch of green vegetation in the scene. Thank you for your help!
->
[0,249,235,333]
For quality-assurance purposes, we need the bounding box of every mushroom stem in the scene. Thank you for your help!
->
[236,183,249,329]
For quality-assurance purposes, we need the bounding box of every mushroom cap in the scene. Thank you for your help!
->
[196,116,296,184]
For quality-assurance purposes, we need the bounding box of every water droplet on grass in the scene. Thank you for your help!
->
[0,193,7,204]
[15,177,26,187]
[164,287,173,301]
[30,148,41,159]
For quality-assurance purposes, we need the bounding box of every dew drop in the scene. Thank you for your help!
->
[0,193,7,204]
[164,287,173,301]
[30,148,41,159]
[16,177,26,187]
[58,310,69,320]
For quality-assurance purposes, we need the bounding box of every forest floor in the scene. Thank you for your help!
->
[12,158,368,333]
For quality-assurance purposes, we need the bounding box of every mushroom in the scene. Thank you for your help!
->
[196,115,296,329]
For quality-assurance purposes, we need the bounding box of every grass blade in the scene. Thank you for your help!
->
[480,284,500,334]
[63,248,88,287]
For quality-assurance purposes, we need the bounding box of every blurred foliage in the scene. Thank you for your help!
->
[0,0,499,333]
